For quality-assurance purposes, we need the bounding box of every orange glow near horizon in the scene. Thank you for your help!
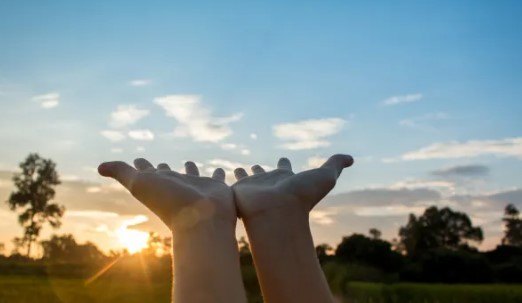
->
[116,215,150,254]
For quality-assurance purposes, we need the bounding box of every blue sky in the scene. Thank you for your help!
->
[0,1,521,253]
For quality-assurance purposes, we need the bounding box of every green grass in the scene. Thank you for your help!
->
[0,275,171,303]
[343,282,522,303]
[0,276,521,303]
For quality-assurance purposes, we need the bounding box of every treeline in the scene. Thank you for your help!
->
[314,204,522,287]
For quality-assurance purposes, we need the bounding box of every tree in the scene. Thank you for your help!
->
[143,232,171,257]
[502,204,522,246]
[6,153,65,257]
[315,243,333,264]
[399,206,483,257]
[41,234,106,263]
[369,228,382,240]
[335,234,403,272]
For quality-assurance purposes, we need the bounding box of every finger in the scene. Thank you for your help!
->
[211,168,225,182]
[184,161,200,176]
[157,163,171,171]
[320,154,354,177]
[277,157,293,171]
[134,158,154,171]
[251,164,265,175]
[98,161,137,190]
[234,168,248,180]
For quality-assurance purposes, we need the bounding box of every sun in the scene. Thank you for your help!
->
[116,216,150,254]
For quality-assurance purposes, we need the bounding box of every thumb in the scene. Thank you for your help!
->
[98,161,137,190]
[321,154,354,177]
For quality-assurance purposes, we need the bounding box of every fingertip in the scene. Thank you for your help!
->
[343,154,354,168]
[212,168,226,182]
[234,168,248,180]
[97,162,111,177]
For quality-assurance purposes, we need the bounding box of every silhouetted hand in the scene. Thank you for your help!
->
[233,154,354,221]
[98,158,235,230]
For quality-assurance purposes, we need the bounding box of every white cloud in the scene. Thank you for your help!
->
[273,118,345,150]
[389,179,455,190]
[111,148,123,154]
[110,105,149,128]
[136,146,145,152]
[128,129,155,141]
[220,143,237,150]
[240,149,251,155]
[310,210,336,225]
[61,175,80,182]
[129,79,151,87]
[66,210,119,218]
[354,205,426,217]
[155,95,243,143]
[250,133,258,140]
[305,156,327,169]
[100,130,126,142]
[86,186,102,193]
[383,93,423,106]
[399,112,448,129]
[401,137,522,160]
[33,92,60,109]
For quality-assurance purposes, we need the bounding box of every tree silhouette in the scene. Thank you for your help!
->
[502,204,522,246]
[41,234,105,262]
[399,206,483,257]
[143,232,172,257]
[6,153,64,257]
[335,234,403,272]
[369,228,382,240]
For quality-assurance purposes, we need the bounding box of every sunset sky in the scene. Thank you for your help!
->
[1,1,521,254]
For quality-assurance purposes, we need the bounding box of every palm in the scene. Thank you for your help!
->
[98,158,235,230]
[233,155,353,219]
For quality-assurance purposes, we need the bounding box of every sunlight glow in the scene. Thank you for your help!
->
[116,215,150,254]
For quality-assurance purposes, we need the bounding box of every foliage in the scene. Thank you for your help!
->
[399,248,493,283]
[335,234,404,272]
[399,206,483,257]
[502,204,522,246]
[40,234,106,263]
[369,228,382,240]
[143,232,171,257]
[6,153,64,256]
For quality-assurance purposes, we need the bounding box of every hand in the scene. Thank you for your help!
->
[98,158,235,230]
[231,154,353,303]
[232,154,354,221]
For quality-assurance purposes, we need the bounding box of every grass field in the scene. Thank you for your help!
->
[0,275,521,303]
[342,282,522,303]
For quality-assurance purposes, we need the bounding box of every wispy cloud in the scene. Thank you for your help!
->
[383,93,423,106]
[100,130,126,142]
[129,79,151,87]
[310,209,336,225]
[432,164,490,177]
[399,112,448,129]
[155,95,243,143]
[219,143,251,156]
[110,105,150,128]
[305,156,327,169]
[128,129,154,141]
[273,118,345,150]
[32,92,60,109]
[401,137,522,160]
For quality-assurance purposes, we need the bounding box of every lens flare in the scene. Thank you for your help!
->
[116,215,149,254]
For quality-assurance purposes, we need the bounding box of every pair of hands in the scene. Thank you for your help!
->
[97,154,354,232]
